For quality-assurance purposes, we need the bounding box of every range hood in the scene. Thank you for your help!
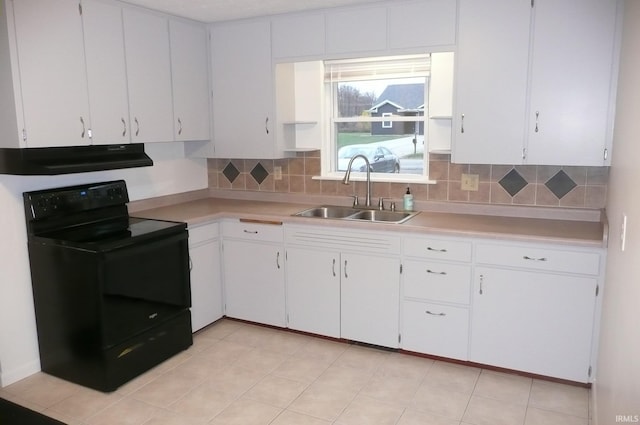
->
[0,144,153,175]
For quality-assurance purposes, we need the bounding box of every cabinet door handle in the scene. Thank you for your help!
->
[426,269,447,275]
[460,113,465,133]
[427,247,447,253]
[276,251,280,269]
[243,229,258,234]
[332,258,336,277]
[535,111,540,133]
[523,255,547,262]
[265,117,269,134]
[80,116,86,138]
[344,259,348,278]
[425,310,446,317]
[121,118,127,137]
[134,117,140,136]
[479,274,484,295]
[188,256,193,272]
[177,118,183,135]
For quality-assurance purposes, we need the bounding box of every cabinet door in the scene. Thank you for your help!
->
[341,253,400,348]
[452,0,531,164]
[526,0,619,166]
[211,21,275,158]
[223,240,285,327]
[470,267,597,382]
[387,0,456,49]
[170,19,210,141]
[325,6,387,54]
[286,247,340,338]
[271,14,325,59]
[12,0,91,147]
[123,8,174,142]
[189,239,222,332]
[82,0,130,144]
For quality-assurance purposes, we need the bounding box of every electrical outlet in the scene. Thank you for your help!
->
[461,173,479,191]
[273,166,282,180]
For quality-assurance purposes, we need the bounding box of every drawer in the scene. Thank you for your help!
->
[402,300,469,360]
[223,219,284,243]
[188,222,219,246]
[403,260,471,304]
[475,243,601,275]
[403,236,472,262]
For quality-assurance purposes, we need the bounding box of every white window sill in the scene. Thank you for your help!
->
[313,172,436,185]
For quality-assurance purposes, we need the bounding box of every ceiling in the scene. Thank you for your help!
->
[119,0,387,23]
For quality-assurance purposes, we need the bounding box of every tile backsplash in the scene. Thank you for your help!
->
[207,151,608,209]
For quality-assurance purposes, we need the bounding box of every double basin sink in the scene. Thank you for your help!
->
[294,205,419,224]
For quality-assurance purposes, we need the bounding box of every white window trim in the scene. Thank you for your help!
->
[381,113,393,128]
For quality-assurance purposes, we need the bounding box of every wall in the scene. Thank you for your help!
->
[595,0,640,422]
[207,152,609,209]
[0,142,207,386]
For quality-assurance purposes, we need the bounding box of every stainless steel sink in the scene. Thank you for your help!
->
[294,205,419,224]
[294,206,359,219]
[347,209,416,223]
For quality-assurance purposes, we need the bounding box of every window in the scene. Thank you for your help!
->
[324,54,430,181]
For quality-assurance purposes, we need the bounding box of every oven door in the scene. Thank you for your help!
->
[100,230,191,346]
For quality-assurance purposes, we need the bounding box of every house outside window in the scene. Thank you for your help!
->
[324,54,430,180]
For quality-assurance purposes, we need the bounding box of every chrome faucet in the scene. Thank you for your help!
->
[342,154,372,207]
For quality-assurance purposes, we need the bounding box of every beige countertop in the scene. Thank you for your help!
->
[132,196,608,248]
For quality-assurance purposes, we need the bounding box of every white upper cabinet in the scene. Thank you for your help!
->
[387,0,456,49]
[453,0,620,166]
[211,20,277,158]
[525,0,620,166]
[452,0,531,164]
[82,0,130,144]
[272,13,325,60]
[123,8,174,143]
[11,0,91,147]
[169,19,210,142]
[325,6,387,55]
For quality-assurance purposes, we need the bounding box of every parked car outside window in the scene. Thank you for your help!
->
[337,144,401,173]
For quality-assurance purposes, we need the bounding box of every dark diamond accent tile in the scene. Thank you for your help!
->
[498,168,528,197]
[222,162,240,183]
[250,162,269,185]
[545,170,577,199]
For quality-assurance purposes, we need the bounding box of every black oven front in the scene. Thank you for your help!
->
[23,181,193,392]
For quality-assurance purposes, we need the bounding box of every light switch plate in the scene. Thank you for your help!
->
[273,166,282,180]
[461,173,479,191]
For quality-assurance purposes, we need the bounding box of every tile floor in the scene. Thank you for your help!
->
[0,319,592,425]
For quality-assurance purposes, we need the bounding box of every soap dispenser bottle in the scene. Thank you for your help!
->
[403,187,414,211]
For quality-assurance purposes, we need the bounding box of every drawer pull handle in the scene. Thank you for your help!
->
[344,260,348,278]
[523,255,547,262]
[479,274,484,295]
[276,251,281,269]
[425,310,446,317]
[332,258,336,277]
[426,269,447,275]
[427,247,447,253]
[243,230,259,234]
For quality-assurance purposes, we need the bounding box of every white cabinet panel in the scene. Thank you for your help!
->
[12,0,91,147]
[387,0,456,49]
[402,300,469,360]
[272,14,325,59]
[341,252,400,348]
[82,0,130,144]
[526,0,619,165]
[286,247,340,338]
[211,20,276,158]
[470,267,597,382]
[325,6,387,54]
[403,260,471,305]
[189,223,222,332]
[123,8,174,142]
[170,19,210,141]
[452,0,531,164]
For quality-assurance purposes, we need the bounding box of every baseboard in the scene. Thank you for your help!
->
[0,359,40,388]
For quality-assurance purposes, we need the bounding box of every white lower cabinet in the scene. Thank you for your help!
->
[340,252,401,348]
[470,242,603,382]
[285,225,401,347]
[222,220,285,327]
[402,300,469,360]
[188,222,223,332]
[285,247,340,338]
